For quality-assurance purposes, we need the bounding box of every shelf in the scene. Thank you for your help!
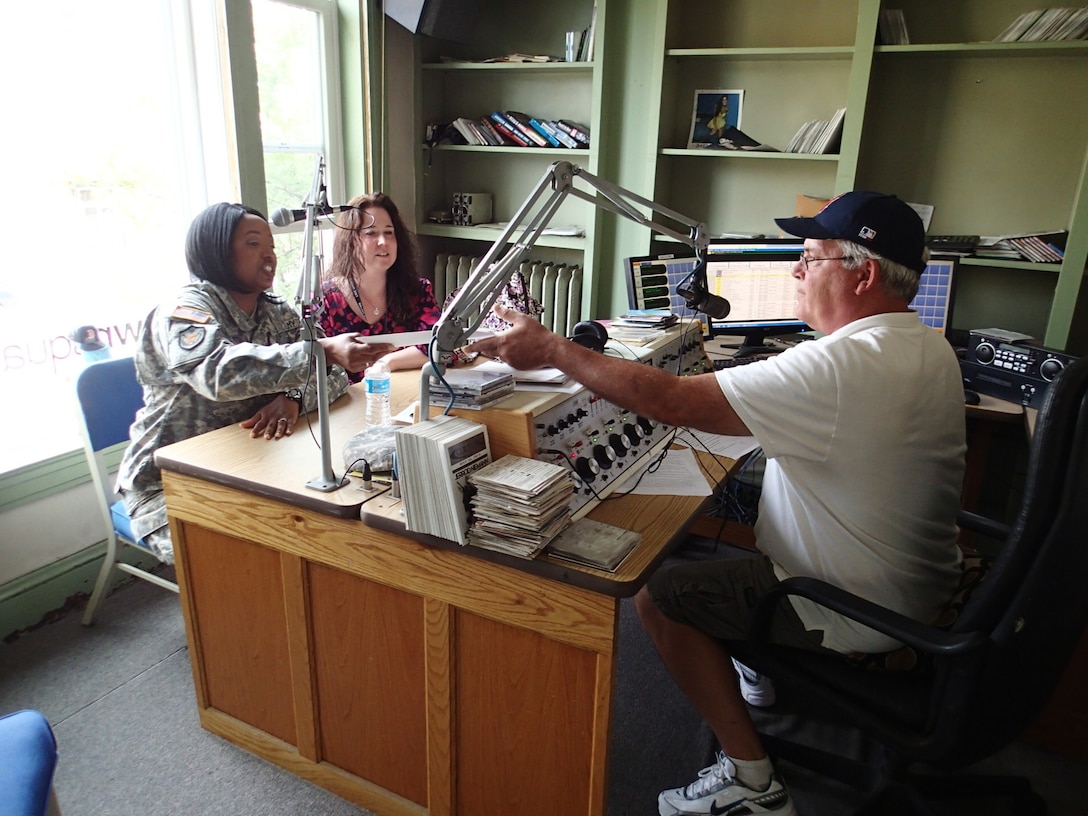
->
[666,46,854,60]
[875,41,1088,58]
[423,61,595,72]
[960,257,1063,272]
[426,144,590,157]
[660,148,840,161]
[418,223,587,250]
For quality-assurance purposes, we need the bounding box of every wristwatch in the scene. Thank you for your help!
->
[284,388,305,410]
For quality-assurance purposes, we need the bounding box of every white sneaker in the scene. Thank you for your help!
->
[733,658,776,707]
[658,752,796,815]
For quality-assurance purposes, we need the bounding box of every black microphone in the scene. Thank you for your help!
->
[679,287,732,320]
[270,204,356,227]
[677,258,731,319]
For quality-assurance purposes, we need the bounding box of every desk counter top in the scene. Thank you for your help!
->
[155,370,734,597]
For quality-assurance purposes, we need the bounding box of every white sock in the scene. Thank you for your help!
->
[727,755,773,790]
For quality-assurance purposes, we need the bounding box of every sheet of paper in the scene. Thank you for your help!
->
[674,429,760,460]
[625,446,713,496]
[358,330,432,346]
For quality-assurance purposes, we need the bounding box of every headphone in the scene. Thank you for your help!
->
[568,320,609,353]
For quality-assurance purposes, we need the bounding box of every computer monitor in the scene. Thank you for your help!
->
[909,256,958,336]
[625,241,956,355]
[625,239,806,355]
[702,239,808,355]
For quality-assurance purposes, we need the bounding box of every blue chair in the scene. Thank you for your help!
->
[0,710,62,816]
[77,357,178,627]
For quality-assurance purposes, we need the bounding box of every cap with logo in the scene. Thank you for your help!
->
[774,190,927,274]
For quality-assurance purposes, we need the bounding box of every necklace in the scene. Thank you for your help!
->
[348,275,383,317]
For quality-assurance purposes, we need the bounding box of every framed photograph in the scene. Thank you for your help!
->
[687,89,744,148]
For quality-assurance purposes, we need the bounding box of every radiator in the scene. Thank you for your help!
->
[433,253,583,336]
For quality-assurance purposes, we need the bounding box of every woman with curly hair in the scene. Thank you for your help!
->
[319,192,440,381]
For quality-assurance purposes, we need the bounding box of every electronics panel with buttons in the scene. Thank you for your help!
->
[430,322,709,519]
[960,328,1079,408]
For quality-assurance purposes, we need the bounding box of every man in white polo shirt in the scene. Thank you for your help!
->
[467,191,966,816]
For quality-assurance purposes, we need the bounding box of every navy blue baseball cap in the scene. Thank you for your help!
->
[775,191,927,274]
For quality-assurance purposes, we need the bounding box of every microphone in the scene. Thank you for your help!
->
[676,258,731,319]
[679,287,731,320]
[270,204,356,227]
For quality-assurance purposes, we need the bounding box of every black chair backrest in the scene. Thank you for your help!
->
[949,357,1088,759]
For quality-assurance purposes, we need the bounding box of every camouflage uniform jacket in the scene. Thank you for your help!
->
[117,281,349,559]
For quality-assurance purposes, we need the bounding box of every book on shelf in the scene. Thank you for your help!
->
[451,117,481,145]
[543,120,579,149]
[785,108,846,155]
[504,110,549,147]
[994,8,1088,42]
[476,117,507,146]
[978,231,1067,263]
[877,9,910,45]
[585,1,598,61]
[555,119,592,146]
[528,117,561,147]
[396,415,492,546]
[489,111,532,147]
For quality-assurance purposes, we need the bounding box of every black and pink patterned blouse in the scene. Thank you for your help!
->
[318,277,441,383]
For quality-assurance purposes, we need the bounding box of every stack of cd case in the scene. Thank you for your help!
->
[429,368,516,410]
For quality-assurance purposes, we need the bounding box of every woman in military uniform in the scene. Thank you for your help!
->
[117,202,391,563]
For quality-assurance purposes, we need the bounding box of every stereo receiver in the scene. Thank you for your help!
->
[960,329,1078,408]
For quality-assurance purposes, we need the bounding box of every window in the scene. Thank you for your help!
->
[252,0,345,304]
[0,0,348,477]
[0,0,227,472]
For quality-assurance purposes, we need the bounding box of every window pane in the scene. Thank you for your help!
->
[0,0,195,471]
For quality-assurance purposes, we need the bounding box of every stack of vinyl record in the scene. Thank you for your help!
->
[429,367,516,410]
[467,454,573,558]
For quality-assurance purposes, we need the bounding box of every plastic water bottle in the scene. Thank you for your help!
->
[364,358,392,426]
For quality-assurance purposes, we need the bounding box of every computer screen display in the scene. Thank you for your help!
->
[625,240,956,352]
[703,240,807,351]
[909,257,957,335]
[625,240,805,353]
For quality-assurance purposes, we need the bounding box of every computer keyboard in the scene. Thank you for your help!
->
[926,235,980,253]
[712,355,771,370]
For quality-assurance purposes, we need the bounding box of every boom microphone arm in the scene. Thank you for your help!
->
[421,160,718,418]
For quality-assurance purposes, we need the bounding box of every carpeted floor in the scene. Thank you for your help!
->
[2,541,1085,815]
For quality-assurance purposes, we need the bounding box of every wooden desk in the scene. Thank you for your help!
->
[157,371,734,816]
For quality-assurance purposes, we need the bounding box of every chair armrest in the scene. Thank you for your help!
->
[956,508,1010,542]
[750,577,988,657]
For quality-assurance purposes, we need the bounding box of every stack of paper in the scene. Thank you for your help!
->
[396,416,491,545]
[429,368,516,410]
[467,454,573,559]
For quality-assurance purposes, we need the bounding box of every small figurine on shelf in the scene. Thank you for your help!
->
[71,324,110,364]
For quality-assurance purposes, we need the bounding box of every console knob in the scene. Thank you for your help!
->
[624,423,644,445]
[574,457,599,481]
[593,444,616,468]
[1040,357,1065,382]
[609,433,629,456]
[974,342,996,365]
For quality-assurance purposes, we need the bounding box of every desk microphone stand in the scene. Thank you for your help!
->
[294,156,341,492]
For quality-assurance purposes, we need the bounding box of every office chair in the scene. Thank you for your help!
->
[77,357,178,627]
[0,709,63,816]
[730,356,1088,815]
